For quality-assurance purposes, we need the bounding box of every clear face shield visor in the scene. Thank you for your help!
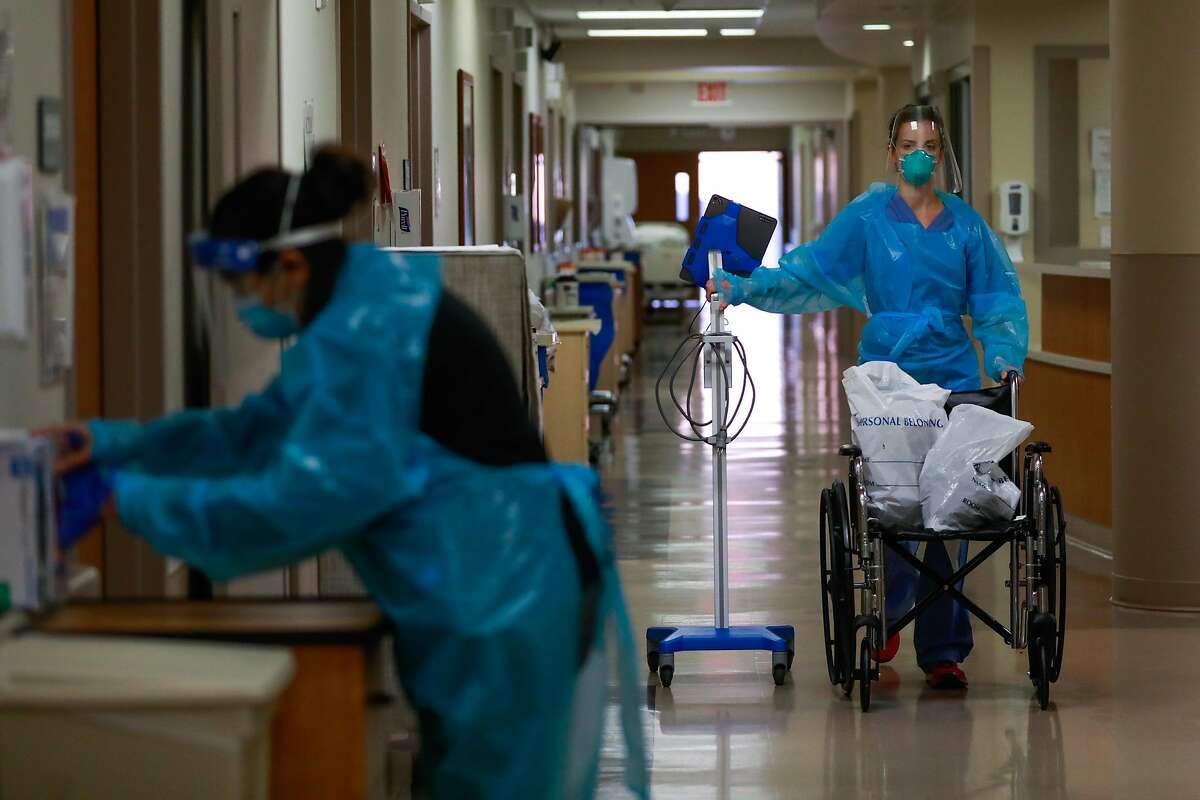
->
[886,105,963,195]
[184,173,341,342]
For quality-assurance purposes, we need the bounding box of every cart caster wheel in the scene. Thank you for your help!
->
[772,664,787,686]
[859,638,873,712]
[659,664,674,688]
[647,650,660,673]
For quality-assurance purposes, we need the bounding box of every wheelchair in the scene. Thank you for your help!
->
[819,379,1067,712]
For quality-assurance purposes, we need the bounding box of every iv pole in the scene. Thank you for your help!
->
[647,251,795,688]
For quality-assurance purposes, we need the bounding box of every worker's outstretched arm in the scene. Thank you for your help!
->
[967,223,1029,381]
[717,189,874,315]
[89,383,290,477]
[110,334,423,581]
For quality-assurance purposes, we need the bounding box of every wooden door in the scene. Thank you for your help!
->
[625,151,700,234]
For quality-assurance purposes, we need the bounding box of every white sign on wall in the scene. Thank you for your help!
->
[1092,127,1111,219]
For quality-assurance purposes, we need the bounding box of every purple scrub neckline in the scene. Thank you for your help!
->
[886,188,955,232]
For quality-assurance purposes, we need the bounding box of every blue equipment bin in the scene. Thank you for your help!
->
[578,281,615,392]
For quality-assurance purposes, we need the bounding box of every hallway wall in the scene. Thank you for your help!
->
[422,0,573,289]
[851,78,882,195]
[905,0,1108,352]
[427,0,498,246]
[575,80,850,127]
[280,0,340,171]
[973,0,1109,267]
[371,0,408,186]
[0,0,68,429]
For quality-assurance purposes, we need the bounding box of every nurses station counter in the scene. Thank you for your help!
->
[1018,261,1113,571]
[2,600,395,800]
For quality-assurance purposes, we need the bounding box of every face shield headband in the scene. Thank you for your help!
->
[188,173,342,272]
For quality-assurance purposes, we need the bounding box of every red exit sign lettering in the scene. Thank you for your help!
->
[697,82,727,103]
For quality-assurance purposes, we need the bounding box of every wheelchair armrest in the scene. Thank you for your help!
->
[1025,441,1052,455]
[839,444,862,458]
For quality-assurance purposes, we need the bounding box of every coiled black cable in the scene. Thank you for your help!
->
[655,303,756,445]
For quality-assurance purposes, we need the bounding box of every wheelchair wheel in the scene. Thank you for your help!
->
[1029,477,1068,685]
[833,482,858,697]
[859,637,873,712]
[1049,487,1068,682]
[819,488,850,687]
[819,489,838,684]
[820,484,856,695]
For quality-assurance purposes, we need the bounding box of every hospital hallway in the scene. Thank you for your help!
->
[596,308,1200,800]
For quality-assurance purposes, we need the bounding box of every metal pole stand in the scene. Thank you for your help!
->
[647,251,795,688]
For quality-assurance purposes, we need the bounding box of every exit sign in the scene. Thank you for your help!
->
[697,82,728,103]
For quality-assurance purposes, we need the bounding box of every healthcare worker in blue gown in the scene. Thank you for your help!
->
[42,147,647,798]
[709,104,1029,689]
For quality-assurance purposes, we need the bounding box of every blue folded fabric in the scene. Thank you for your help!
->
[58,465,113,550]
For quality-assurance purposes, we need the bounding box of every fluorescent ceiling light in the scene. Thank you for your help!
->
[862,23,892,31]
[720,28,757,36]
[587,28,709,37]
[903,39,915,47]
[579,9,764,20]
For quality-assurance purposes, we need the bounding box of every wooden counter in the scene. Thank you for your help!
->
[1018,265,1113,566]
[37,600,393,800]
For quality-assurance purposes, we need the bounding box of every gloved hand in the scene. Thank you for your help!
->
[34,422,94,474]
[58,465,116,551]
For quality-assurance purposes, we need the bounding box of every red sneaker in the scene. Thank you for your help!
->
[925,662,968,689]
[872,633,901,664]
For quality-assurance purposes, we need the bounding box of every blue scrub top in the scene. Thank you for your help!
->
[718,182,1029,391]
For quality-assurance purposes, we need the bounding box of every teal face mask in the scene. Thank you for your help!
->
[900,149,937,187]
[234,296,299,339]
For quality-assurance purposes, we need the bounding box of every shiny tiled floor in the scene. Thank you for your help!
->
[599,305,1200,799]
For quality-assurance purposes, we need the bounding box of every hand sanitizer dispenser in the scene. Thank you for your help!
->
[996,181,1030,263]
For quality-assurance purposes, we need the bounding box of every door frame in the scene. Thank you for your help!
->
[407,6,433,245]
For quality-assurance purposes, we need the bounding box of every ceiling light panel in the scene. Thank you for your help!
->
[578,9,765,21]
[587,28,710,37]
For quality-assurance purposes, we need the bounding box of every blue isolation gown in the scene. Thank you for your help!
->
[717,182,1028,390]
[87,245,648,799]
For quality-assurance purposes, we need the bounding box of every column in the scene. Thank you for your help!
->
[1110,0,1200,609]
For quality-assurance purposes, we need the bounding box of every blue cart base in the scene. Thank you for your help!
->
[646,625,796,687]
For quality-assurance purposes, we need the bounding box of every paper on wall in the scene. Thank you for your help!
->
[1091,128,1111,171]
[0,158,32,340]
[1095,169,1111,218]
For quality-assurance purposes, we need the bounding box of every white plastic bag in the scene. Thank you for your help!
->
[919,404,1034,531]
[842,362,951,529]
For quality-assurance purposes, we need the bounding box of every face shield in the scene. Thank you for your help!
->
[186,173,343,345]
[886,105,963,195]
[187,173,341,273]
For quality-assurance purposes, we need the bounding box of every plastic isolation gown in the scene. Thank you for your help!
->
[717,182,1028,391]
[87,245,648,799]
